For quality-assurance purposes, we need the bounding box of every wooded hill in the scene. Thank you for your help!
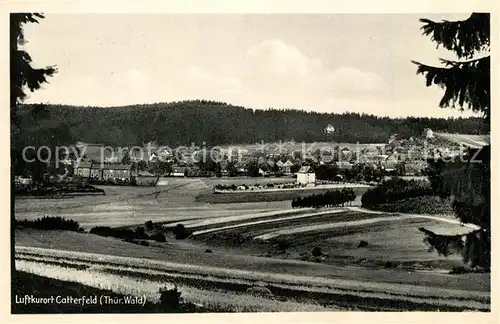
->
[17,100,488,147]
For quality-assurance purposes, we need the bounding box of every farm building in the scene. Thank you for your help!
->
[296,166,316,186]
[90,163,103,180]
[74,162,92,178]
[102,164,132,181]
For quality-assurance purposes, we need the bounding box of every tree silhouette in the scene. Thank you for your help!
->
[10,12,58,311]
[413,13,490,270]
[11,13,57,124]
[412,13,490,120]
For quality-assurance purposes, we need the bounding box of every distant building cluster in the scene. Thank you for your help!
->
[45,129,488,186]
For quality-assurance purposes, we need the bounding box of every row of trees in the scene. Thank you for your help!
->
[16,102,487,148]
[291,189,357,209]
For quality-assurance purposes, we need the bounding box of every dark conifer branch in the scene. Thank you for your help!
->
[412,57,489,118]
[420,13,490,59]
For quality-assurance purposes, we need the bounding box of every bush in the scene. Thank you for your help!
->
[173,224,191,240]
[139,240,150,246]
[15,216,80,231]
[275,239,291,251]
[145,220,154,231]
[151,232,167,242]
[247,286,273,298]
[358,240,369,248]
[159,286,182,311]
[312,246,323,257]
[135,227,149,240]
[89,226,136,241]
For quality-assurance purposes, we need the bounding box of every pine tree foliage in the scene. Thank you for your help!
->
[414,13,491,270]
[10,13,57,121]
[412,13,490,119]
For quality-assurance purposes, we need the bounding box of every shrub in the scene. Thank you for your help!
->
[145,220,154,231]
[151,232,167,242]
[89,226,135,241]
[89,226,112,236]
[358,240,369,248]
[15,216,80,231]
[135,227,149,240]
[275,239,291,251]
[312,246,323,257]
[173,224,191,240]
[159,286,182,311]
[246,286,273,297]
[139,240,150,246]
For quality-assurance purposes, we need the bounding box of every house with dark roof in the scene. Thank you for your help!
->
[296,166,316,186]
[282,160,294,174]
[74,162,92,178]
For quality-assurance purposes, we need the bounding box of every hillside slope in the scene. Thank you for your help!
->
[17,101,487,147]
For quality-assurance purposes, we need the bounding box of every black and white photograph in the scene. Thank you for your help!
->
[8,3,493,317]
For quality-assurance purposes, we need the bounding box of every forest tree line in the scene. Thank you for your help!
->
[16,100,488,148]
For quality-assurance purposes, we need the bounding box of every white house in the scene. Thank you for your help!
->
[171,167,186,177]
[324,124,335,134]
[296,166,316,186]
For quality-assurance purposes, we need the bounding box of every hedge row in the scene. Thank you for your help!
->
[15,216,81,231]
[89,226,166,243]
[371,196,454,215]
[361,177,433,208]
[15,184,105,196]
[292,188,356,208]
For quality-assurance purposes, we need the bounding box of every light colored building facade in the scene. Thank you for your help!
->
[296,166,316,186]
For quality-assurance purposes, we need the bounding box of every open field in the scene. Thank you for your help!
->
[15,229,489,292]
[14,245,490,311]
[14,178,292,228]
[14,178,490,311]
[14,178,369,228]
[186,207,478,271]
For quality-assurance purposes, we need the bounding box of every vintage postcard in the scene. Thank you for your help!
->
[2,0,498,323]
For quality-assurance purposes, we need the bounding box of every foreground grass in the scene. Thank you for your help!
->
[15,229,491,293]
[15,246,490,311]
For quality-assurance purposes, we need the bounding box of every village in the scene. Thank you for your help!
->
[28,128,474,188]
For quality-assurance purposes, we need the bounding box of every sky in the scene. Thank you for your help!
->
[22,13,480,118]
